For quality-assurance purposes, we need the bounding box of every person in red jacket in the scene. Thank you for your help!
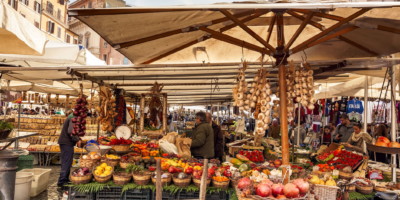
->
[322,126,332,145]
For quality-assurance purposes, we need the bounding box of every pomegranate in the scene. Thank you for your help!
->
[277,194,287,199]
[283,183,300,198]
[292,179,310,194]
[256,183,271,197]
[261,179,274,187]
[271,183,284,196]
[237,177,252,190]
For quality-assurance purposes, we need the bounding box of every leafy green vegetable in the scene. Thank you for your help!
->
[125,164,144,173]
[0,121,13,131]
[348,191,375,200]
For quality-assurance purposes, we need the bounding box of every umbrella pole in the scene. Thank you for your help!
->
[390,66,397,183]
[279,63,290,184]
[364,76,368,132]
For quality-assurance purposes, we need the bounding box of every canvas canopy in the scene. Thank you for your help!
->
[0,1,47,55]
[0,41,106,67]
[69,2,400,65]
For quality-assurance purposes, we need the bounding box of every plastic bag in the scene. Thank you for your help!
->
[175,136,192,159]
[162,132,179,144]
[159,139,178,154]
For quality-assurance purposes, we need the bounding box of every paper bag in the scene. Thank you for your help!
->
[162,132,179,144]
[175,136,192,159]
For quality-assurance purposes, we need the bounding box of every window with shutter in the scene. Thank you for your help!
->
[34,2,41,13]
[57,9,61,20]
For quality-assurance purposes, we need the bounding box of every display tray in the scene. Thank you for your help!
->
[366,143,400,154]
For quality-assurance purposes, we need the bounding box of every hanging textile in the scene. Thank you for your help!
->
[347,98,364,122]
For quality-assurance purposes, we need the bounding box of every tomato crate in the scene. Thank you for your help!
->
[68,187,95,200]
[96,187,124,200]
[175,191,229,200]
[123,189,151,200]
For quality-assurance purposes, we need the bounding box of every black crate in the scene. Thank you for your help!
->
[68,187,95,200]
[175,191,229,200]
[151,191,175,200]
[96,186,124,200]
[124,189,151,200]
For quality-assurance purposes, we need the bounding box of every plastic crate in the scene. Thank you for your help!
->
[124,189,151,200]
[151,191,175,200]
[17,155,34,171]
[96,187,124,200]
[68,187,95,200]
[176,191,229,200]
[20,168,52,197]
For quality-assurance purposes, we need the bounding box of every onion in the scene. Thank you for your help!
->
[283,183,299,198]
[292,179,309,194]
[237,177,252,190]
[256,183,271,197]
[261,179,273,187]
[276,194,287,199]
[73,111,79,116]
[76,98,83,103]
[72,118,77,123]
[271,184,284,196]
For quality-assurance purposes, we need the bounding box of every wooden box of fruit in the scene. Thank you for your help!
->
[70,168,92,184]
[93,163,114,183]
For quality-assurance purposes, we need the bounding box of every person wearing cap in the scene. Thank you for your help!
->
[334,113,354,143]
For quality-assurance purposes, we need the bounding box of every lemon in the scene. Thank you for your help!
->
[105,166,112,171]
[100,163,107,168]
[100,173,108,177]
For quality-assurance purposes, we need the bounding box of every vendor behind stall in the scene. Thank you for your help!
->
[57,110,81,189]
[343,122,372,154]
[190,111,214,159]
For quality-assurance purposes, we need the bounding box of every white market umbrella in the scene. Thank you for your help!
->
[0,1,47,55]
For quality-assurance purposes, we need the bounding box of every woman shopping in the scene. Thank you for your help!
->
[343,122,372,154]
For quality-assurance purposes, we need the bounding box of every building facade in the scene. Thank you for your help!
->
[68,0,131,65]
[7,0,79,44]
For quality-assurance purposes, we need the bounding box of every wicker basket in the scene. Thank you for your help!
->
[70,173,92,184]
[192,177,211,187]
[132,171,152,185]
[339,171,353,180]
[313,184,339,200]
[94,173,112,183]
[120,161,135,169]
[80,157,100,169]
[113,172,132,185]
[112,144,131,152]
[151,173,172,186]
[172,174,192,187]
[374,186,388,192]
[212,179,230,190]
[106,158,121,167]
[356,185,373,194]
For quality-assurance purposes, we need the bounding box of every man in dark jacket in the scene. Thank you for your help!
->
[190,112,214,159]
[57,112,81,188]
[206,113,223,161]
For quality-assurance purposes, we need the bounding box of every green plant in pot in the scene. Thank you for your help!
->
[0,120,13,139]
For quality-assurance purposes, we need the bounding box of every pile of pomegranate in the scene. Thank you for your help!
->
[237,177,309,199]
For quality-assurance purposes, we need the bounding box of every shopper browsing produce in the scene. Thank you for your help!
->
[322,126,333,145]
[334,114,354,143]
[343,122,372,154]
[190,111,214,159]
